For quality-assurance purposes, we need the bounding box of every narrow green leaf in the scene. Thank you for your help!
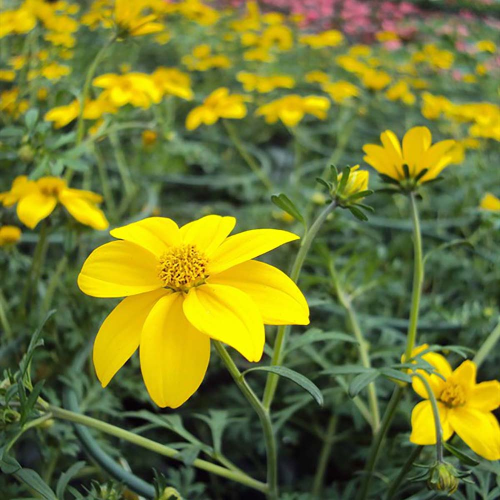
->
[25,109,39,131]
[243,366,323,406]
[15,467,58,500]
[271,193,305,224]
[348,189,374,201]
[379,368,412,384]
[348,371,380,398]
[56,461,86,498]
[347,206,368,221]
[443,442,479,467]
[321,365,374,376]
[337,166,351,195]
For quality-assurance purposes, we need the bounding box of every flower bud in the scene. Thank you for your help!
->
[427,462,460,495]
[18,144,35,163]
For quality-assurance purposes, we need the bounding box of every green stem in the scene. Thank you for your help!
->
[222,119,273,190]
[356,386,404,500]
[47,403,268,494]
[404,192,424,361]
[385,445,423,500]
[473,319,500,369]
[0,289,13,341]
[412,373,443,462]
[109,131,134,198]
[92,143,116,218]
[213,341,278,500]
[41,255,68,316]
[262,201,337,410]
[329,259,380,434]
[311,415,337,497]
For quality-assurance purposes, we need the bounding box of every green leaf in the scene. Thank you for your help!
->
[243,366,323,406]
[336,166,351,195]
[443,442,479,467]
[321,365,374,376]
[271,193,305,224]
[25,109,39,131]
[56,461,86,498]
[176,444,202,466]
[348,371,380,398]
[316,177,332,192]
[379,368,412,384]
[347,206,368,221]
[348,190,374,201]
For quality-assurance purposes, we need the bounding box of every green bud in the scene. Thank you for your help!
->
[157,487,182,500]
[427,461,460,495]
[18,144,35,163]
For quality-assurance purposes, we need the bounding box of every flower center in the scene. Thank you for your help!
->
[37,177,66,197]
[439,383,466,408]
[157,244,208,291]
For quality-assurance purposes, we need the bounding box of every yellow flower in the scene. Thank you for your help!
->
[376,31,399,42]
[480,193,500,212]
[39,62,71,81]
[322,81,359,103]
[181,45,231,71]
[0,70,16,82]
[237,72,295,93]
[337,166,369,200]
[93,73,162,109]
[385,81,415,105]
[410,352,500,460]
[186,88,247,131]
[476,40,496,53]
[0,226,21,246]
[360,69,391,91]
[261,25,293,51]
[114,0,164,37]
[421,92,452,120]
[142,129,158,147]
[0,7,36,38]
[0,176,108,230]
[77,215,309,407]
[0,88,29,118]
[151,67,193,100]
[256,95,330,127]
[299,30,343,49]
[305,71,330,84]
[412,44,454,70]
[363,126,457,186]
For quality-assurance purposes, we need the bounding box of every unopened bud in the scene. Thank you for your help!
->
[427,462,460,496]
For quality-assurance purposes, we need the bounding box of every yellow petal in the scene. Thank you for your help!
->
[183,284,264,362]
[78,240,163,298]
[180,215,236,256]
[449,360,476,390]
[93,289,168,387]
[208,229,299,274]
[410,400,453,445]
[210,260,309,325]
[110,217,181,256]
[380,130,403,176]
[363,144,400,179]
[17,192,57,229]
[412,351,452,399]
[448,407,500,460]
[402,126,432,176]
[469,381,500,412]
[419,139,456,182]
[186,107,204,130]
[59,193,108,230]
[140,293,210,408]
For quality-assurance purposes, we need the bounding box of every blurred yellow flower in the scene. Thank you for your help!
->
[78,215,309,407]
[0,176,108,230]
[114,0,164,37]
[93,73,162,108]
[186,88,247,130]
[410,351,500,460]
[152,67,194,100]
[256,95,330,127]
[385,81,415,105]
[0,70,16,82]
[44,31,76,48]
[412,44,454,70]
[300,30,343,49]
[0,7,36,38]
[476,40,496,53]
[0,88,29,118]
[363,126,457,185]
[182,44,231,71]
[421,92,452,120]
[376,31,399,42]
[322,81,359,103]
[0,226,21,247]
[361,69,391,91]
[480,193,500,212]
[237,72,295,93]
[261,25,293,51]
[142,129,158,147]
[305,71,330,84]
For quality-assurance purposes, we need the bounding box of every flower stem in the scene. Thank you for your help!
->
[385,445,423,500]
[0,289,13,341]
[356,386,404,500]
[329,259,380,434]
[262,201,337,411]
[47,402,268,494]
[412,373,443,462]
[311,414,337,497]
[222,119,273,190]
[404,192,424,361]
[213,341,278,500]
[473,319,500,369]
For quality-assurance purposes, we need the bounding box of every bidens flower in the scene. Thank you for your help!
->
[363,126,457,189]
[0,176,108,230]
[0,226,21,246]
[480,193,500,212]
[186,88,247,130]
[78,215,309,408]
[410,352,500,460]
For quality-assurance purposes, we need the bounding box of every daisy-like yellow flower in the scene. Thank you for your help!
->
[363,126,457,187]
[360,68,391,91]
[237,72,295,93]
[410,349,500,460]
[256,95,330,127]
[480,193,500,212]
[0,176,108,230]
[151,67,193,100]
[322,81,359,103]
[299,30,343,49]
[185,88,247,131]
[114,0,164,37]
[93,73,162,109]
[0,225,21,246]
[78,215,309,408]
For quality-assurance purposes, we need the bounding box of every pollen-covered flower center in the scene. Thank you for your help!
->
[38,177,66,197]
[157,244,208,290]
[439,383,466,408]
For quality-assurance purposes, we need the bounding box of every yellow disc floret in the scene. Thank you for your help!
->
[439,383,466,408]
[157,244,208,291]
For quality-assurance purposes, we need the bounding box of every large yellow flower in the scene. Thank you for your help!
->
[410,350,500,460]
[0,176,108,230]
[78,215,309,408]
[363,126,457,186]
